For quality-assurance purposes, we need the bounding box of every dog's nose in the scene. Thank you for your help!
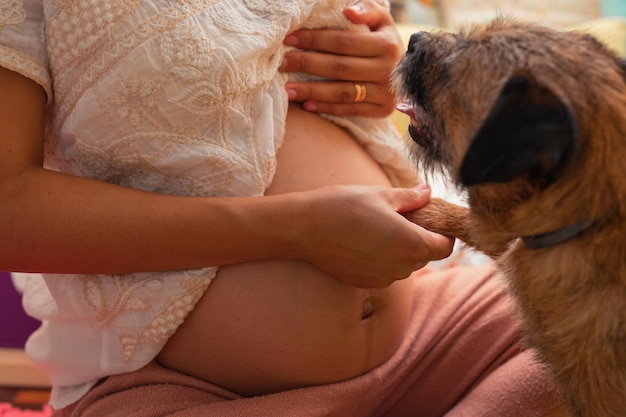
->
[407,31,429,53]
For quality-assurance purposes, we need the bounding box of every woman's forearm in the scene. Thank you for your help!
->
[0,166,302,273]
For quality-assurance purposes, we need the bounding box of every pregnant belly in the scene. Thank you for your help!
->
[156,104,416,396]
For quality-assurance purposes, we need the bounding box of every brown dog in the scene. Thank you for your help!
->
[394,18,626,417]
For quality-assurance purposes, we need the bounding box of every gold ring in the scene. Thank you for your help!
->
[353,82,367,103]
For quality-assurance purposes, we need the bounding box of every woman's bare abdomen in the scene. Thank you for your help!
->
[156,104,416,396]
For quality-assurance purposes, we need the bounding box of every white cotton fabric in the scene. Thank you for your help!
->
[0,0,419,409]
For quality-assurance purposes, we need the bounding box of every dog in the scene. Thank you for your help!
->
[393,18,626,417]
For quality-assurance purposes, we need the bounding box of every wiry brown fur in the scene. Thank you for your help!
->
[395,18,626,417]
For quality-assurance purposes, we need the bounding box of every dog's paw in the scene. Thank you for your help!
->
[404,198,470,239]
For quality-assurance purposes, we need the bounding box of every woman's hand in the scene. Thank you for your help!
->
[280,0,404,118]
[281,184,454,288]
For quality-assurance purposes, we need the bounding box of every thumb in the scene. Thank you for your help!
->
[394,184,432,213]
[343,0,393,31]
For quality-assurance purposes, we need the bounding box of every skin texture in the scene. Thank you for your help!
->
[396,18,626,417]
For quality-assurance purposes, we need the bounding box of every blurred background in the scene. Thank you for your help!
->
[390,0,626,27]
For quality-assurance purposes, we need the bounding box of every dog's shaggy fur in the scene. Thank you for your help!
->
[394,18,626,417]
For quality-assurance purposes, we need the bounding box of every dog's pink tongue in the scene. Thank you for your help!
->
[396,101,416,119]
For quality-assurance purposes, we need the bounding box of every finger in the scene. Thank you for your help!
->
[343,0,404,60]
[299,101,389,118]
[420,230,456,261]
[285,79,398,117]
[284,29,385,58]
[285,80,385,104]
[343,0,394,30]
[281,50,389,82]
[393,185,432,212]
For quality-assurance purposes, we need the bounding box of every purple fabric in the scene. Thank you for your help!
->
[0,272,41,348]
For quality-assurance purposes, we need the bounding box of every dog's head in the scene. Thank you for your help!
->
[393,18,626,242]
[394,19,626,189]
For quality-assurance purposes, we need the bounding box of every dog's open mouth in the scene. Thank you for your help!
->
[396,101,433,149]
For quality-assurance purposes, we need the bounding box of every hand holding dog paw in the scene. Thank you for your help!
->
[280,0,403,118]
[290,184,454,288]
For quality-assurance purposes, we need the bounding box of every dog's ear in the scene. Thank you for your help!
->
[460,75,578,187]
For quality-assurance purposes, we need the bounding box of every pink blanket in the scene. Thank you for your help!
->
[53,266,564,417]
[0,404,51,417]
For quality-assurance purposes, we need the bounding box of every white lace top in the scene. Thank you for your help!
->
[1,0,419,409]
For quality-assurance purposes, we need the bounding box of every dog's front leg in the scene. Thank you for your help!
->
[404,197,475,244]
[404,198,504,258]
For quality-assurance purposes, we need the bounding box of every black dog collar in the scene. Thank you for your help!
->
[521,221,586,250]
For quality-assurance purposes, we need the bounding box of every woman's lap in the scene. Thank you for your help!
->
[378,264,560,417]
[53,264,562,417]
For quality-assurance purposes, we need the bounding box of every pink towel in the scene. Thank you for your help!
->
[53,265,565,417]
[0,404,51,417]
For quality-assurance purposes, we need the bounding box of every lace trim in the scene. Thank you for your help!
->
[81,271,214,363]
[0,0,26,29]
[0,45,52,99]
